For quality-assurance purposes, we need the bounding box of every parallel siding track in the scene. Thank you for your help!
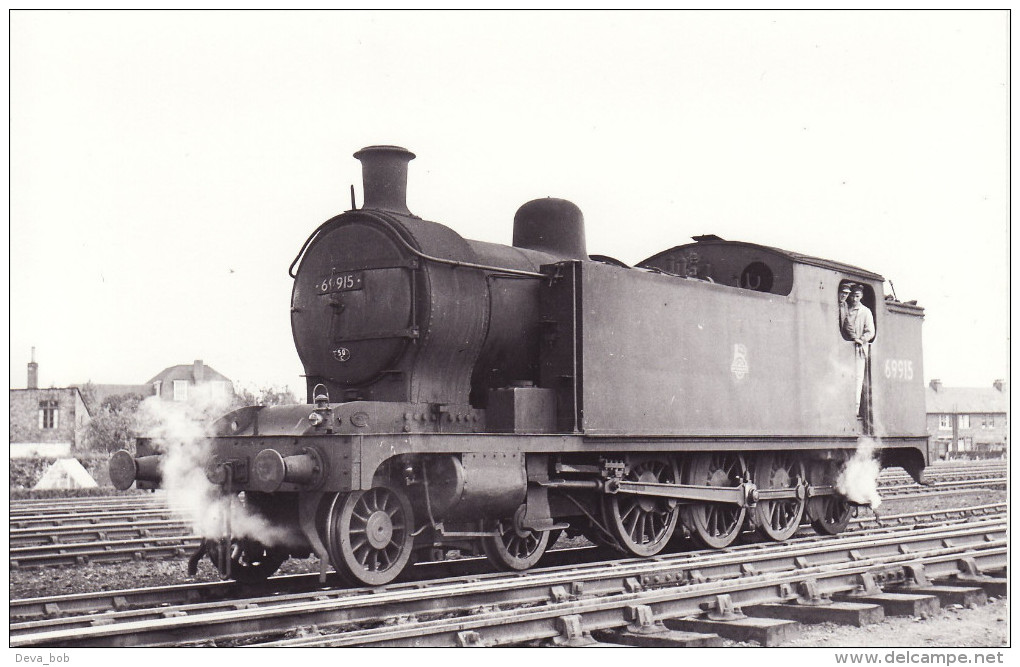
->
[10,508,1007,647]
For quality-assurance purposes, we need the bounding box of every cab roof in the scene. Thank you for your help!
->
[640,237,884,282]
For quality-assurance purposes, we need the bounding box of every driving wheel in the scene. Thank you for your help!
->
[682,452,748,549]
[752,452,806,541]
[806,459,853,535]
[602,455,680,556]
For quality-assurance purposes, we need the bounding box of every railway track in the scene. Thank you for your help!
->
[10,511,1006,647]
[878,477,1007,498]
[10,519,195,547]
[10,507,182,530]
[9,502,1004,623]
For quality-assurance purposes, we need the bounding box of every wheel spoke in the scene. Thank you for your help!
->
[603,456,679,556]
[483,505,550,571]
[328,486,414,586]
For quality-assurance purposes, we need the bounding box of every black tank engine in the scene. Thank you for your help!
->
[109,146,929,585]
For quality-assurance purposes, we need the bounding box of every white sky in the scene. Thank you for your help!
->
[9,10,1010,397]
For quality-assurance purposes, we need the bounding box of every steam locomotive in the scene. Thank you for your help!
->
[109,146,929,586]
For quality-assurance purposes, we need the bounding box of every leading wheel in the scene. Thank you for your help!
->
[602,456,680,556]
[806,460,853,535]
[206,537,286,583]
[482,505,550,571]
[752,452,806,541]
[682,452,748,549]
[325,483,415,586]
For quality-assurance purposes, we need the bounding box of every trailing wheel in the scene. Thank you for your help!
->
[682,452,748,549]
[751,452,806,541]
[206,537,286,583]
[806,460,853,535]
[324,483,415,586]
[602,455,680,556]
[481,505,550,571]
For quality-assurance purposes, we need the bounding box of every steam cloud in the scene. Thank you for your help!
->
[836,436,883,509]
[136,385,299,548]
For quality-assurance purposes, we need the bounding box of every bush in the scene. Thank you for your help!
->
[9,457,53,490]
[83,394,145,453]
[234,385,299,407]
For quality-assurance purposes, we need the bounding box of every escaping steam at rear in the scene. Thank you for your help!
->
[836,436,883,509]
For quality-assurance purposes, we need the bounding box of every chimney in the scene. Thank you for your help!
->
[353,145,415,215]
[27,347,38,390]
[929,379,942,392]
[993,379,1007,392]
[193,360,206,383]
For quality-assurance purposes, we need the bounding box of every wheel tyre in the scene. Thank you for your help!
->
[808,495,853,535]
[602,456,680,557]
[682,452,748,549]
[326,483,415,586]
[482,505,551,571]
[752,453,806,541]
[806,460,853,536]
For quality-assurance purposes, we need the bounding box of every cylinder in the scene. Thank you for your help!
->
[423,453,526,521]
[353,145,415,215]
[513,198,587,259]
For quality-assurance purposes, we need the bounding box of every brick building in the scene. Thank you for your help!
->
[9,353,92,458]
[926,379,1009,459]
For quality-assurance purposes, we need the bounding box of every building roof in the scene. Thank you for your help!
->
[926,384,1009,414]
[147,360,231,385]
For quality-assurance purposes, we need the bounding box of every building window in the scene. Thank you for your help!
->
[38,400,59,429]
[958,414,970,429]
[938,414,951,429]
[153,381,162,397]
[957,437,973,452]
[173,380,189,402]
